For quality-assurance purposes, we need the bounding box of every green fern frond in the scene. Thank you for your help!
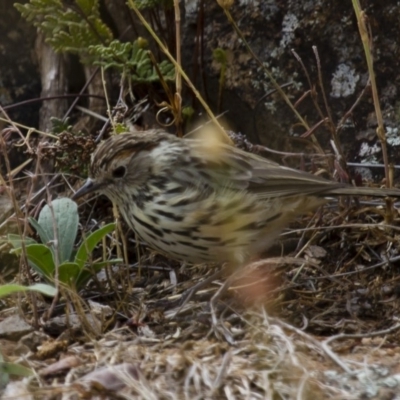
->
[89,39,175,84]
[16,1,175,82]
[15,0,113,60]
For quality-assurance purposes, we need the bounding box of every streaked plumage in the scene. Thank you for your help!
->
[73,130,400,265]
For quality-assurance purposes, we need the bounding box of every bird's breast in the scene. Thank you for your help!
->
[119,184,295,265]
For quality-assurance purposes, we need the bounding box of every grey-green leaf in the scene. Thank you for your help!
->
[0,362,33,377]
[29,217,50,248]
[0,283,57,298]
[7,234,37,249]
[37,198,79,263]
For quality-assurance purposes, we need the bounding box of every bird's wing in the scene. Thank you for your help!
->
[186,139,344,198]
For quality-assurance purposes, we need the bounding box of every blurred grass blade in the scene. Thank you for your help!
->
[0,283,57,298]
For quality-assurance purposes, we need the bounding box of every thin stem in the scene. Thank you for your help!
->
[128,0,232,144]
[173,0,182,135]
[352,0,392,220]
[352,1,389,183]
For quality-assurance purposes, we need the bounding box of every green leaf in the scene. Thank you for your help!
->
[91,259,123,268]
[0,366,7,390]
[0,362,33,377]
[74,223,115,268]
[0,283,57,298]
[11,244,55,279]
[37,198,79,263]
[58,262,81,286]
[7,234,37,249]
[50,116,72,133]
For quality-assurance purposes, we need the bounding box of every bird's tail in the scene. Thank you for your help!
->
[326,186,400,198]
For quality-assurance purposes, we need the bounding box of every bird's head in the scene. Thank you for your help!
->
[72,131,172,202]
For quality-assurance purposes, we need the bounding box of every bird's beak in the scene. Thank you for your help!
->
[72,178,102,200]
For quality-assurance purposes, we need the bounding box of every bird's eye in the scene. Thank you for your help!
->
[112,166,126,178]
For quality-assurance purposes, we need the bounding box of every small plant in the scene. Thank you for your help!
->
[0,347,33,390]
[88,39,175,84]
[40,119,96,175]
[15,2,175,84]
[15,0,113,62]
[8,198,120,289]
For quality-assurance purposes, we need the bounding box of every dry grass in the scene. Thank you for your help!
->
[2,3,400,397]
[1,117,400,399]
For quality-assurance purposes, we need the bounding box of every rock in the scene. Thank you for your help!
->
[0,315,33,340]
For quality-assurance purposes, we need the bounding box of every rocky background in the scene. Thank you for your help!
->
[1,1,400,168]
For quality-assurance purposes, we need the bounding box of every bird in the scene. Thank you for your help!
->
[72,129,400,267]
